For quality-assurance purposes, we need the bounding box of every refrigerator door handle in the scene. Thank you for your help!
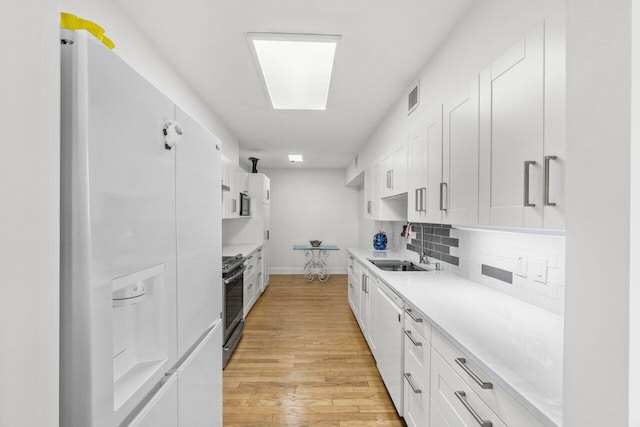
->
[126,372,178,427]
[168,321,221,376]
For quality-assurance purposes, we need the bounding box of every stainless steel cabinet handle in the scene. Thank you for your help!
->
[367,200,372,214]
[390,170,394,189]
[404,330,422,347]
[405,308,423,323]
[455,391,492,426]
[361,274,366,292]
[415,188,420,212]
[523,160,536,207]
[404,373,422,394]
[364,276,369,294]
[439,182,447,211]
[422,187,427,212]
[544,155,557,206]
[232,199,237,213]
[455,358,493,389]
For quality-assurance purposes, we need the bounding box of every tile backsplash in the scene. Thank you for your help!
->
[365,220,565,315]
[407,223,460,266]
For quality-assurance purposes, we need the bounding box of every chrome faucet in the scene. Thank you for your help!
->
[409,223,429,264]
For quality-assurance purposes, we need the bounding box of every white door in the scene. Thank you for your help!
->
[542,8,566,230]
[392,142,408,195]
[61,30,178,427]
[175,107,222,359]
[374,284,404,415]
[425,106,444,223]
[408,123,427,222]
[443,76,480,226]
[177,322,223,427]
[479,24,544,228]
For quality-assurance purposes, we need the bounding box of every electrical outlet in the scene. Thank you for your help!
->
[515,252,528,277]
[533,257,548,284]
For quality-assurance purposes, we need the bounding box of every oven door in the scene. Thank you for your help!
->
[223,266,245,340]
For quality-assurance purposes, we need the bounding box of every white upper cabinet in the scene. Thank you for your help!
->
[222,158,240,219]
[407,107,443,223]
[425,107,444,223]
[478,17,565,230]
[238,168,249,195]
[479,23,544,228]
[442,76,480,226]
[364,165,379,220]
[407,121,427,222]
[381,141,408,198]
[542,8,566,230]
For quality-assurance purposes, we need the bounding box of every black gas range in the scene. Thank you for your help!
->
[222,254,246,368]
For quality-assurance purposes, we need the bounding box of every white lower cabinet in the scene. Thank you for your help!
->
[243,248,261,316]
[347,257,361,319]
[431,330,544,427]
[373,281,404,415]
[403,306,432,427]
[430,350,506,427]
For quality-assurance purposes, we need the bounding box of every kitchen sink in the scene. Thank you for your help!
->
[367,259,428,272]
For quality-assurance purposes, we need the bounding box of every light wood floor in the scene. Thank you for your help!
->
[223,274,405,427]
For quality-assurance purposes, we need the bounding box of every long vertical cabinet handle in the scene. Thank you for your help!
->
[544,155,557,206]
[361,274,366,292]
[415,188,420,212]
[390,170,394,190]
[454,391,493,427]
[421,188,427,212]
[523,160,536,207]
[367,200,372,214]
[439,183,447,211]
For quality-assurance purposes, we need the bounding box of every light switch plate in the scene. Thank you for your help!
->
[515,252,528,278]
[533,257,548,284]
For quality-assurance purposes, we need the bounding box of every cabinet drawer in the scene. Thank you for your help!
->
[403,369,430,427]
[404,303,430,339]
[431,350,506,427]
[432,329,545,427]
[404,319,430,389]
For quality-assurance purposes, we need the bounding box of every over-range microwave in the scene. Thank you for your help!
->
[240,193,250,216]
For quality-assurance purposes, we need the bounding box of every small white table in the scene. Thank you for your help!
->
[293,244,340,283]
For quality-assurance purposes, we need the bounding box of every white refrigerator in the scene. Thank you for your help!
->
[60,29,223,426]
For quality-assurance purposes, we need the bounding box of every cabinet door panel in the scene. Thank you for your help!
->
[443,77,480,226]
[543,7,566,230]
[408,122,427,222]
[480,24,544,228]
[175,107,222,359]
[426,106,444,223]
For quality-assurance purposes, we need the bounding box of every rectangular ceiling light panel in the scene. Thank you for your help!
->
[248,33,340,110]
[288,154,304,162]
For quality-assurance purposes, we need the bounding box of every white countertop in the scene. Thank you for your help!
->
[222,243,263,257]
[348,248,563,427]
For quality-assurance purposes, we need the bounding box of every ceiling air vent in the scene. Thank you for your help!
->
[408,81,419,115]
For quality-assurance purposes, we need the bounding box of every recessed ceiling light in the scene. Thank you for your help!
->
[247,33,341,110]
[288,154,304,162]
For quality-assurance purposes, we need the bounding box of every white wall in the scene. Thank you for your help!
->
[60,0,240,163]
[631,3,640,424]
[262,168,360,275]
[564,0,631,426]
[0,1,60,426]
[346,0,563,183]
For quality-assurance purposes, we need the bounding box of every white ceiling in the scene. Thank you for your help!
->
[114,0,474,169]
